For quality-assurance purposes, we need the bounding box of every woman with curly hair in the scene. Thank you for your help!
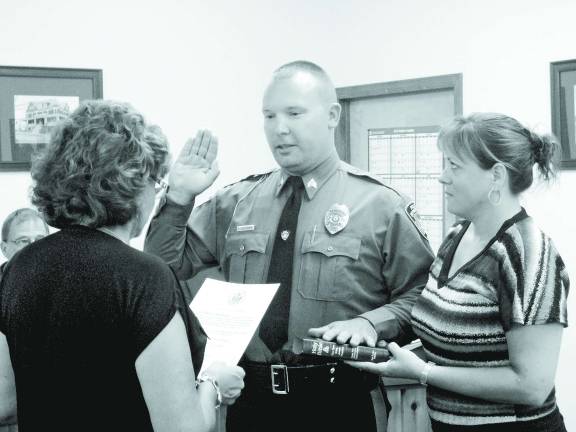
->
[351,113,569,432]
[0,100,244,431]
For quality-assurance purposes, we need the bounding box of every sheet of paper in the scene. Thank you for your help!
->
[190,278,279,374]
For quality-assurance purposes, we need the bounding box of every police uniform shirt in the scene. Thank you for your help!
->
[145,153,434,362]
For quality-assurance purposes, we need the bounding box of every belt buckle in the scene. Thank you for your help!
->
[270,364,289,394]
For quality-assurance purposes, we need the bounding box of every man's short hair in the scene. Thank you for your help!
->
[2,208,48,242]
[274,60,330,78]
[273,60,337,103]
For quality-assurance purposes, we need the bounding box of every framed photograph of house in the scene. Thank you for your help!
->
[0,66,103,171]
[551,59,576,169]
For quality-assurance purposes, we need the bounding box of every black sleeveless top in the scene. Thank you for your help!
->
[0,226,206,431]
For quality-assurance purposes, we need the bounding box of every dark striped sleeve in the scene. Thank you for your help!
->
[498,222,569,331]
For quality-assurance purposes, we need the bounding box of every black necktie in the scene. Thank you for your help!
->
[259,176,304,353]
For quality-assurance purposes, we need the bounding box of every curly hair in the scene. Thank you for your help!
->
[438,112,559,194]
[31,100,170,228]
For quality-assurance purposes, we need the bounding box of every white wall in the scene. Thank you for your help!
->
[1,0,575,427]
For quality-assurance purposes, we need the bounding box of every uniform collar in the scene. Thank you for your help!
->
[275,152,340,200]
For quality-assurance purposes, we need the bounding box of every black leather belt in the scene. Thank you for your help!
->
[240,360,379,396]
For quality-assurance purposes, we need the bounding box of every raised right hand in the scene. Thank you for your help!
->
[203,362,245,406]
[167,129,220,205]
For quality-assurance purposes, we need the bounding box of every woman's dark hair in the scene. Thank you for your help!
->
[438,112,558,194]
[31,100,170,228]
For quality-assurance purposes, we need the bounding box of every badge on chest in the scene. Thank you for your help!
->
[324,203,350,235]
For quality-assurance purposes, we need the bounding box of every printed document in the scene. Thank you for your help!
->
[189,278,280,374]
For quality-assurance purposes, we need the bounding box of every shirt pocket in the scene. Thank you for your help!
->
[297,232,361,301]
[224,231,270,283]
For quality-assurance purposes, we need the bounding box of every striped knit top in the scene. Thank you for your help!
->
[411,209,569,426]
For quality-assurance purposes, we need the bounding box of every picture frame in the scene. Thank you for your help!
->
[551,59,576,169]
[0,66,103,171]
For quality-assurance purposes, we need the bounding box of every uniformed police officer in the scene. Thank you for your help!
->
[145,61,434,432]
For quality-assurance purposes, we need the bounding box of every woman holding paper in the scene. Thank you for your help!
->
[350,113,569,432]
[0,100,244,431]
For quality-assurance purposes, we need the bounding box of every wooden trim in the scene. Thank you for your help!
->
[335,74,463,163]
[550,59,576,169]
[337,74,462,100]
[452,73,463,116]
[0,66,103,92]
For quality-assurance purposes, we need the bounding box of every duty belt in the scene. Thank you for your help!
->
[240,360,379,395]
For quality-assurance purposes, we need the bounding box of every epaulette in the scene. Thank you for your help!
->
[343,163,404,198]
[222,170,274,189]
[343,163,428,240]
[343,163,383,184]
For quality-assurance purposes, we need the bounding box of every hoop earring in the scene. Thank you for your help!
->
[488,188,501,206]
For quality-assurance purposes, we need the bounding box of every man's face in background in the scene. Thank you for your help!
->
[1,217,48,260]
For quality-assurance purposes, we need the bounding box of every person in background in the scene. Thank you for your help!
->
[0,208,48,430]
[0,208,49,277]
[351,113,569,432]
[145,61,434,432]
[0,100,244,432]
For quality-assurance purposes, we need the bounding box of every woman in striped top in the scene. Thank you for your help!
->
[353,113,569,431]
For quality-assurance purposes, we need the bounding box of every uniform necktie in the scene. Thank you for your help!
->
[259,176,304,353]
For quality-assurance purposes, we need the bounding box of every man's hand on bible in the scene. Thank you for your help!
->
[308,317,378,347]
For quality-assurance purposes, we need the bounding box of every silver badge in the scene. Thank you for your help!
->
[324,204,350,235]
[281,230,290,241]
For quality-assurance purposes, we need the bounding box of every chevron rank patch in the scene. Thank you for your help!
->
[405,202,427,239]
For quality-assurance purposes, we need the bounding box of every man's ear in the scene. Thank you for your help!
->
[328,102,342,129]
[1,241,9,260]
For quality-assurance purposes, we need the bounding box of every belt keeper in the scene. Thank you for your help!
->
[419,361,435,386]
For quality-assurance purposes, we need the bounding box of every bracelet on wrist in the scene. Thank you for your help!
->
[196,372,222,409]
[355,316,377,338]
[419,361,435,386]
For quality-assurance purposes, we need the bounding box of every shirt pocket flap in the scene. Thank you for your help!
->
[225,232,269,257]
[301,233,361,260]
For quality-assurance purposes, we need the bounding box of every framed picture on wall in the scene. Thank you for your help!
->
[0,66,103,171]
[551,59,576,169]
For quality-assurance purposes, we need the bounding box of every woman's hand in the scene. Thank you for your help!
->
[203,362,245,405]
[347,342,426,380]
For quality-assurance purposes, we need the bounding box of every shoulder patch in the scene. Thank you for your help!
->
[405,202,427,239]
